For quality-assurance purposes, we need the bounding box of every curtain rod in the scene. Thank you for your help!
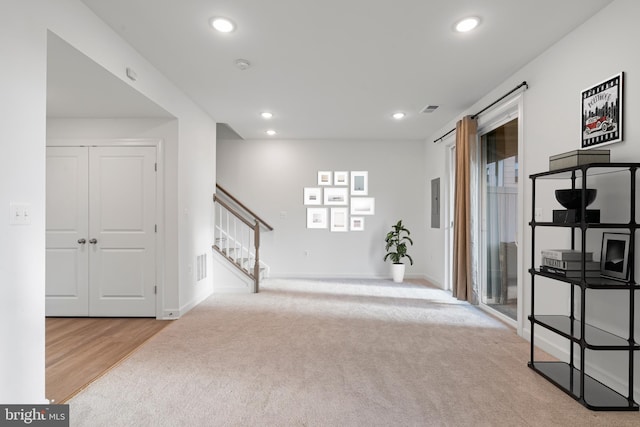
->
[432,81,529,144]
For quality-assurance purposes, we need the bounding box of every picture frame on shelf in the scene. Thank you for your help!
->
[330,208,348,232]
[600,232,630,280]
[350,197,375,215]
[350,216,364,231]
[303,187,322,205]
[350,171,368,195]
[306,208,328,229]
[318,171,332,186]
[334,171,349,186]
[323,187,348,205]
[581,72,623,149]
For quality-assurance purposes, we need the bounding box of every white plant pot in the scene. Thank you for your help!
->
[391,263,405,283]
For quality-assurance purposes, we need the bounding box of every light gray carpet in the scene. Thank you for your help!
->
[69,279,638,426]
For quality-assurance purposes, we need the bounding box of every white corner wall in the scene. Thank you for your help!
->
[217,139,429,281]
[0,0,215,403]
[425,0,639,396]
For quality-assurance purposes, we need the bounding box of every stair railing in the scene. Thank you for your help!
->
[212,185,273,293]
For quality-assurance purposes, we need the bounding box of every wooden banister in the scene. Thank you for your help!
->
[215,184,274,231]
[213,195,255,229]
[213,185,271,293]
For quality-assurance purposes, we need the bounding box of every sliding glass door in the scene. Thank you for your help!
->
[480,118,518,320]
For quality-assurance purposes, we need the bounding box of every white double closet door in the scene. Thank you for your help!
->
[46,146,157,317]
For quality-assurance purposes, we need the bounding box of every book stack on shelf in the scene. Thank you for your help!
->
[540,249,600,278]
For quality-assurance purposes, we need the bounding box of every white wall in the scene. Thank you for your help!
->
[425,0,639,396]
[217,139,430,281]
[0,1,48,404]
[0,0,215,403]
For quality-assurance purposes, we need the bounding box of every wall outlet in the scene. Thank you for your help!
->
[304,250,310,257]
[534,208,543,220]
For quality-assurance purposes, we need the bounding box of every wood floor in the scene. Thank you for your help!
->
[46,317,169,403]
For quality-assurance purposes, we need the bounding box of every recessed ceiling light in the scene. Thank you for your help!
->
[261,112,273,119]
[455,17,480,33]
[210,17,235,33]
[265,130,277,136]
[392,112,406,120]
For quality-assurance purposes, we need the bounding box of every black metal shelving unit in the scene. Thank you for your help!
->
[529,163,640,411]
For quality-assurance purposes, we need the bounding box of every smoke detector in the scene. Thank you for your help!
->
[235,59,251,70]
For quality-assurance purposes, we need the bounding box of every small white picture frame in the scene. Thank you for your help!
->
[350,197,375,215]
[323,187,348,205]
[350,216,365,231]
[318,171,332,186]
[303,187,322,205]
[350,171,368,195]
[307,208,328,229]
[330,208,348,232]
[334,171,349,186]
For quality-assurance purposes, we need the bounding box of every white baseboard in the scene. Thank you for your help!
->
[177,289,212,318]
[269,272,436,282]
[161,309,181,320]
[522,326,639,398]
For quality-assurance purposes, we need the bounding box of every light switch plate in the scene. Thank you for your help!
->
[10,203,31,225]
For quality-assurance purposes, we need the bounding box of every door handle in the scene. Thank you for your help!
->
[78,238,86,244]
[89,238,98,244]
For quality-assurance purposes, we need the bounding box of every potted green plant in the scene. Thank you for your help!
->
[384,220,413,283]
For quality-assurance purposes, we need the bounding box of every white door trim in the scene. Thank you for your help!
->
[475,94,525,337]
[46,138,165,319]
[444,135,456,293]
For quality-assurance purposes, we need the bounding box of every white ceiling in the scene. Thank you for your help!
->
[57,0,614,140]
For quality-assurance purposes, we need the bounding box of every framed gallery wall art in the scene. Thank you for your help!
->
[334,171,349,186]
[307,208,328,229]
[323,187,348,205]
[303,170,375,233]
[350,217,364,231]
[330,208,348,232]
[303,187,322,205]
[581,72,623,149]
[351,171,368,195]
[350,197,375,215]
[318,171,332,186]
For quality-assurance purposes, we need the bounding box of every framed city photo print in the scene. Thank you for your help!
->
[323,187,348,205]
[318,171,332,186]
[334,171,349,186]
[307,208,328,229]
[351,171,368,195]
[581,72,623,149]
[303,187,322,205]
[600,232,630,280]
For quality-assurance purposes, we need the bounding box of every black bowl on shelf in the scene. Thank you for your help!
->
[554,188,597,209]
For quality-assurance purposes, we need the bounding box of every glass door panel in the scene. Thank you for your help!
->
[481,118,518,320]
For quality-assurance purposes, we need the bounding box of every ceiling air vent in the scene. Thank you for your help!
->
[420,105,439,114]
